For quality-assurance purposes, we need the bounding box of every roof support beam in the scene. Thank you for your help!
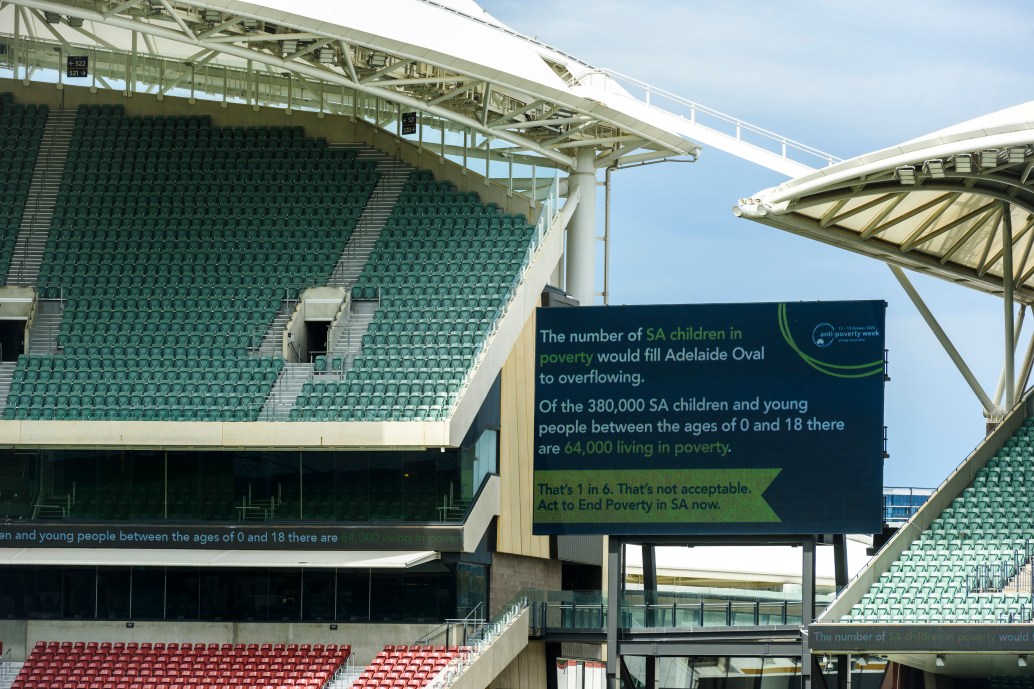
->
[360,56,415,84]
[902,201,996,252]
[994,306,1025,408]
[1003,203,1017,409]
[976,210,1004,276]
[425,79,480,106]
[1016,319,1034,403]
[859,192,957,240]
[198,14,243,40]
[940,206,999,266]
[286,36,334,63]
[337,40,358,84]
[489,98,547,127]
[889,265,996,415]
[595,140,647,168]
[156,0,196,41]
[818,199,849,228]
[205,31,320,44]
[7,0,576,165]
[826,193,897,227]
[160,49,217,95]
[103,0,140,20]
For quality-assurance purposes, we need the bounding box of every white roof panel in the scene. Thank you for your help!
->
[736,101,1034,301]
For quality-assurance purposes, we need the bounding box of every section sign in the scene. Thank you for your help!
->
[533,301,886,535]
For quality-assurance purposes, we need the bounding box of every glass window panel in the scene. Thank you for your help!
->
[456,563,486,618]
[337,570,370,622]
[0,450,38,519]
[167,451,200,519]
[268,570,301,621]
[302,454,335,521]
[130,451,164,519]
[97,568,131,619]
[131,567,165,620]
[368,454,402,520]
[201,451,235,520]
[200,571,233,621]
[231,569,269,621]
[370,573,403,621]
[26,566,62,619]
[63,567,96,619]
[165,568,200,620]
[402,452,437,521]
[0,566,26,618]
[334,454,369,521]
[302,570,335,621]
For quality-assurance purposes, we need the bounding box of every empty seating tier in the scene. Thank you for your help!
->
[844,417,1034,624]
[6,105,378,421]
[290,170,536,421]
[14,640,351,689]
[353,644,469,689]
[0,94,48,282]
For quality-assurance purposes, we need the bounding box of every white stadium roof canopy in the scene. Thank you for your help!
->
[0,0,834,175]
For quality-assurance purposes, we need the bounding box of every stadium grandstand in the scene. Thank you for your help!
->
[738,103,1034,686]
[1,0,1032,688]
[0,1,848,688]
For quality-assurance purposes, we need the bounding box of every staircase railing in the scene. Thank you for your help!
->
[414,602,486,648]
[427,593,529,689]
[966,538,1034,595]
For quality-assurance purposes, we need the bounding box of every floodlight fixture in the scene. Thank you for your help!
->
[203,9,221,23]
[242,18,258,31]
[954,154,972,173]
[317,48,335,64]
[895,166,916,185]
[368,52,388,69]
[935,655,945,668]
[1008,147,1026,165]
[924,159,945,178]
[44,11,60,23]
[980,149,999,168]
[67,15,83,27]
[281,39,298,54]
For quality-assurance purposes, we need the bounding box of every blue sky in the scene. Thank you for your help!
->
[479,0,1034,488]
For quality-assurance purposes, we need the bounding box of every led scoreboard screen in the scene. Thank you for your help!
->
[533,301,886,536]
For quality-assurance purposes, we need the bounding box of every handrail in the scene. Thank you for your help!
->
[596,69,840,169]
[414,602,486,647]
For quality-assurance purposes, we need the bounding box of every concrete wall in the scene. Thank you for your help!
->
[490,553,561,618]
[488,641,547,689]
[0,620,436,665]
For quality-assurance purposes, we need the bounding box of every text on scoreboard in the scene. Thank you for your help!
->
[532,301,886,535]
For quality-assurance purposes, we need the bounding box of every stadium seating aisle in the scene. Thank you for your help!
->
[352,645,470,689]
[0,92,48,283]
[843,417,1034,624]
[291,170,536,421]
[6,104,378,421]
[12,640,351,689]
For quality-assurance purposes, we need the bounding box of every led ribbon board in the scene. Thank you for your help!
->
[533,301,886,535]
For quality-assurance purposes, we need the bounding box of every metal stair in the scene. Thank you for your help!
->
[326,145,412,288]
[0,660,23,689]
[257,362,314,421]
[0,362,16,416]
[255,299,297,357]
[27,298,64,354]
[326,299,378,374]
[8,110,76,287]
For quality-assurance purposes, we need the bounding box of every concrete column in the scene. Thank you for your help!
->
[565,148,597,305]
